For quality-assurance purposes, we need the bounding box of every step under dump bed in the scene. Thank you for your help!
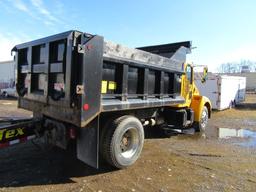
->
[13,30,191,127]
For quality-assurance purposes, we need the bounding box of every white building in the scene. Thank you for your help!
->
[241,65,250,73]
[0,60,15,89]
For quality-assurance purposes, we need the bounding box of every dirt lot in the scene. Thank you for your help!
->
[0,95,256,192]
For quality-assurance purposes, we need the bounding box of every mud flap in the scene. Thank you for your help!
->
[77,116,99,169]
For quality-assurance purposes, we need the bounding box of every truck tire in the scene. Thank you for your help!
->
[101,115,144,169]
[195,106,208,132]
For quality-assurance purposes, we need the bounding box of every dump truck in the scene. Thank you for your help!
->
[0,30,211,169]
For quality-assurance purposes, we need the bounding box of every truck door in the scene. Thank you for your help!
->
[182,64,193,105]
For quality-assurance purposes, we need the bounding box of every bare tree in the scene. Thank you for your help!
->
[217,60,256,73]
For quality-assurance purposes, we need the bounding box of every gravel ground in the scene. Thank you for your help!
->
[0,95,255,192]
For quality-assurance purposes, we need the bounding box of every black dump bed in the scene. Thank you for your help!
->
[13,30,191,127]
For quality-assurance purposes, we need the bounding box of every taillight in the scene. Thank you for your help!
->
[83,103,89,111]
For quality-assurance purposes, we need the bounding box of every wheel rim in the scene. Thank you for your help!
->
[201,109,208,128]
[119,127,139,159]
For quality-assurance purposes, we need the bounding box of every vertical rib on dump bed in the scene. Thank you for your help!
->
[13,30,190,127]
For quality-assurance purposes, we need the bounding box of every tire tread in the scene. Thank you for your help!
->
[101,115,144,169]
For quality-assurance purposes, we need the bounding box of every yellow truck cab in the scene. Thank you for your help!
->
[178,63,212,131]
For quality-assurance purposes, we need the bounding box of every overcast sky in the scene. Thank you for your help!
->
[0,0,255,72]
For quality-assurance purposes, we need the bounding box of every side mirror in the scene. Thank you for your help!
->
[201,67,208,83]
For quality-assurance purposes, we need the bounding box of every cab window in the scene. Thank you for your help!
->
[186,65,192,83]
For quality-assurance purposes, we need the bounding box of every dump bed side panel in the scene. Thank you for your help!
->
[100,42,185,112]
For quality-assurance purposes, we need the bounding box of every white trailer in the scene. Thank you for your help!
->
[195,74,246,110]
[0,60,16,97]
[0,60,15,88]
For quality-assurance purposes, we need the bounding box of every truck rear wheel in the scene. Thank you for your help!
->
[101,116,144,169]
[195,106,208,132]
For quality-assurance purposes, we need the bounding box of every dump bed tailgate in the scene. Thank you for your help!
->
[14,31,79,105]
[14,31,83,126]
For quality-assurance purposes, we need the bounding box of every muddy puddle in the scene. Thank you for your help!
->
[176,127,256,148]
[213,127,256,147]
